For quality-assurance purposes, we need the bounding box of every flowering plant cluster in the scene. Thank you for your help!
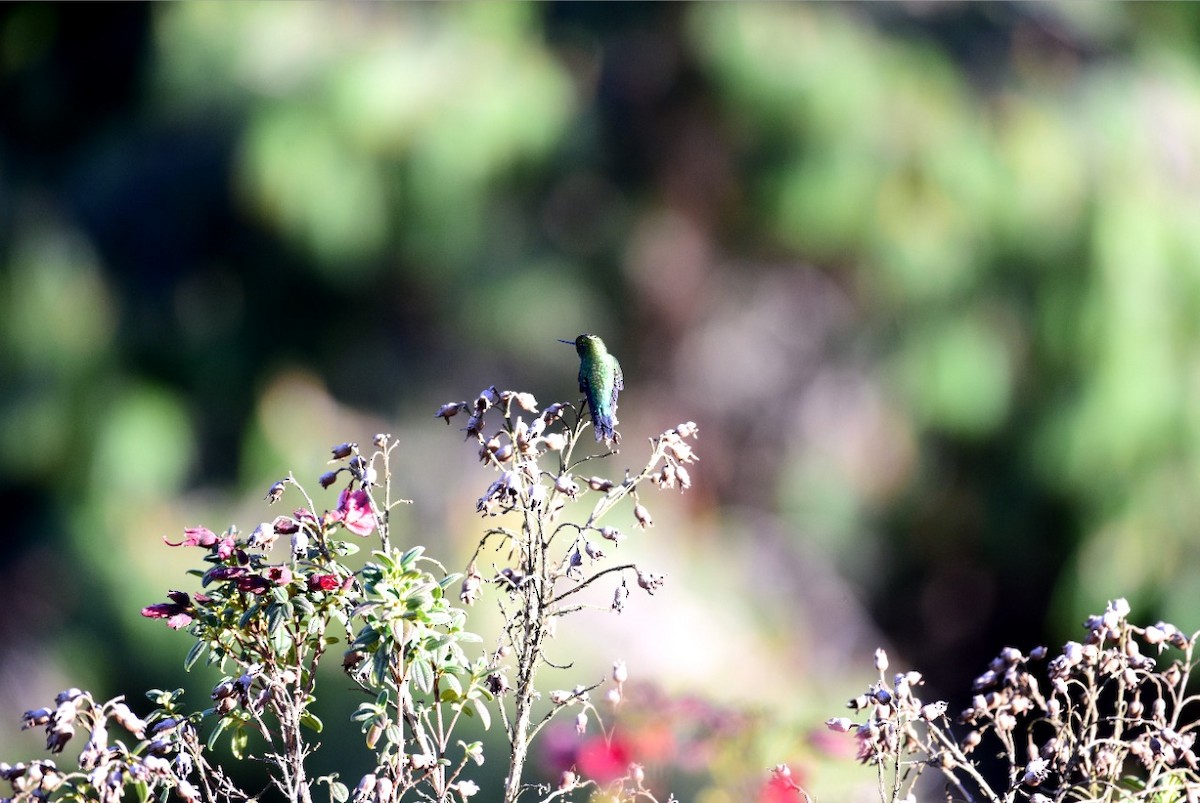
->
[830,599,1200,803]
[1,383,700,803]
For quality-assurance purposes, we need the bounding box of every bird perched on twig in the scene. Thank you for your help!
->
[559,334,623,445]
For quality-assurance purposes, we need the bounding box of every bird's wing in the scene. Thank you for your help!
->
[578,364,588,395]
[613,358,624,394]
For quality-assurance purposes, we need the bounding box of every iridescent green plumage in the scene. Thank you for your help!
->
[561,334,623,445]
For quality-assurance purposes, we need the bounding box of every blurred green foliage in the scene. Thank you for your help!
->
[5,1,1200,798]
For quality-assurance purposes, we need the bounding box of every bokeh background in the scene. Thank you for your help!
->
[4,2,1200,800]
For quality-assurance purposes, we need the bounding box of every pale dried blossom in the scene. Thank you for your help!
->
[834,600,1200,803]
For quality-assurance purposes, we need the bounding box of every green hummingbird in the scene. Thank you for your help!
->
[559,334,623,445]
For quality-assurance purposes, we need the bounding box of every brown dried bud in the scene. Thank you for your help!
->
[825,717,854,733]
[109,702,147,737]
[331,442,356,460]
[633,504,653,529]
[675,421,699,439]
[1022,757,1050,786]
[612,582,629,613]
[486,673,511,696]
[873,648,889,673]
[612,659,628,685]
[599,526,625,544]
[675,465,692,490]
[558,770,578,791]
[920,701,948,721]
[318,470,341,489]
[460,564,484,606]
[542,402,569,422]
[667,441,697,463]
[636,569,665,594]
[354,773,377,801]
[512,392,538,412]
[554,474,580,498]
[435,403,463,424]
[21,708,52,729]
[538,432,568,452]
[266,481,286,504]
[587,476,614,492]
[464,414,484,440]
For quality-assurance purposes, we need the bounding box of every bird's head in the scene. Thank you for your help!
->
[558,333,605,357]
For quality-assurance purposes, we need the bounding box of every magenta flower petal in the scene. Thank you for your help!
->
[337,489,376,537]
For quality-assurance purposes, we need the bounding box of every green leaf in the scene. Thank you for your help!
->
[411,659,434,694]
[372,646,390,686]
[272,628,292,659]
[438,573,463,590]
[471,698,492,731]
[184,640,207,672]
[440,672,463,697]
[207,717,230,752]
[351,703,378,723]
[133,779,149,803]
[267,604,287,638]
[399,545,425,569]
[331,539,360,556]
[239,602,261,629]
[231,727,249,760]
[352,627,381,649]
[329,781,350,803]
[300,710,324,734]
[372,550,397,571]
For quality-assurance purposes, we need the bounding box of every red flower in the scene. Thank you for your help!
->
[577,735,634,785]
[759,765,806,803]
[307,574,340,592]
[334,489,376,536]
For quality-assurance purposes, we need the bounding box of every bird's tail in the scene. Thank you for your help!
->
[592,410,620,445]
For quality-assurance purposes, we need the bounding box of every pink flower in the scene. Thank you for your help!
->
[163,527,217,548]
[334,489,376,537]
[141,590,197,630]
[164,527,236,559]
[264,565,292,586]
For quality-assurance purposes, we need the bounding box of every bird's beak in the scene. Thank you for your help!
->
[558,339,574,345]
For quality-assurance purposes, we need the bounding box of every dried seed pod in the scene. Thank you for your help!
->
[587,476,614,492]
[435,403,463,424]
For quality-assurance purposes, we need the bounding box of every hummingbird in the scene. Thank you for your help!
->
[559,334,623,445]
